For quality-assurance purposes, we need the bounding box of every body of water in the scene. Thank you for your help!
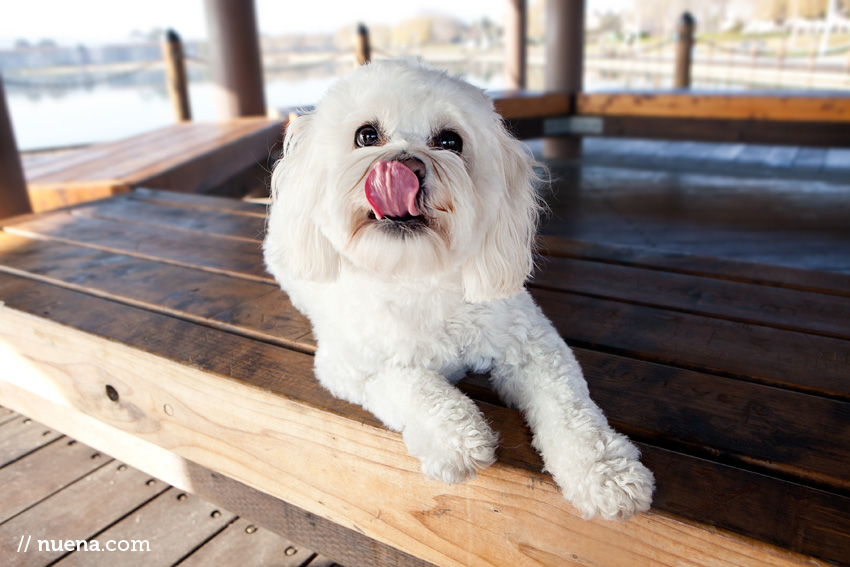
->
[6,57,835,151]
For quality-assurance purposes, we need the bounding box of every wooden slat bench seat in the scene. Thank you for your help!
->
[0,189,848,567]
[21,119,283,213]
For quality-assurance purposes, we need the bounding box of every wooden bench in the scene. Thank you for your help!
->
[0,188,847,567]
[21,118,283,212]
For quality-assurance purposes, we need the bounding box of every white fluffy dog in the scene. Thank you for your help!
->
[264,59,654,520]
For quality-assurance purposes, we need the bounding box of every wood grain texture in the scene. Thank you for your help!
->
[531,288,850,399]
[1,233,848,495]
[23,119,283,212]
[532,255,850,340]
[0,437,107,524]
[0,461,166,566]
[5,213,271,282]
[178,518,324,567]
[54,489,236,567]
[0,415,62,466]
[0,278,828,567]
[492,91,573,119]
[2,190,849,566]
[578,92,850,122]
[541,236,850,298]
[0,381,436,567]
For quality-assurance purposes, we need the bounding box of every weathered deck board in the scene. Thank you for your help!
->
[54,489,237,567]
[0,422,345,567]
[4,215,846,400]
[5,214,269,282]
[533,255,850,339]
[177,517,317,567]
[72,196,266,242]
[1,461,166,567]
[0,438,106,524]
[0,416,62,467]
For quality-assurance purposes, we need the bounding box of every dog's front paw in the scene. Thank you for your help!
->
[403,420,498,485]
[576,455,654,521]
[544,431,654,521]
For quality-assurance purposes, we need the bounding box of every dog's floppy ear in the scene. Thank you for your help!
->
[264,113,340,283]
[462,125,540,303]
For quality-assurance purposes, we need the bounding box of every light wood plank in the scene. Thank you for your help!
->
[578,92,850,122]
[492,91,572,120]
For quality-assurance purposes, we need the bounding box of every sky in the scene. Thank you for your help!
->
[0,0,523,47]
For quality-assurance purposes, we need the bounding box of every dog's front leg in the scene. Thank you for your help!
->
[488,299,654,520]
[362,367,499,485]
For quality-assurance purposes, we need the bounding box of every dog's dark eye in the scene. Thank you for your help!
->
[355,124,380,147]
[433,130,463,154]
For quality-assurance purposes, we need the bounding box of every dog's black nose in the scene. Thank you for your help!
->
[395,156,426,183]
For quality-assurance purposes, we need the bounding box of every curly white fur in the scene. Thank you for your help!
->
[264,59,654,520]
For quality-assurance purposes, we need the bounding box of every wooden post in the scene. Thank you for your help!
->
[162,29,191,122]
[355,23,371,66]
[543,0,585,160]
[0,76,32,219]
[674,12,695,89]
[505,0,527,90]
[203,0,266,118]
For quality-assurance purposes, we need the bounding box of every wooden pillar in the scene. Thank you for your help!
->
[505,0,527,90]
[162,29,192,122]
[355,23,371,66]
[0,77,32,219]
[544,0,585,160]
[674,12,696,89]
[203,0,266,118]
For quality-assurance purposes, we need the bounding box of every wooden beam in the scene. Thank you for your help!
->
[203,0,266,118]
[162,29,192,122]
[492,91,572,120]
[577,92,850,123]
[505,0,527,90]
[543,0,585,159]
[0,77,32,219]
[355,23,371,66]
[673,12,696,89]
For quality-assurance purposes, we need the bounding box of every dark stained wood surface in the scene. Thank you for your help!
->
[0,182,848,566]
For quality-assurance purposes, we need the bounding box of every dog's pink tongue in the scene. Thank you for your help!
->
[365,161,420,219]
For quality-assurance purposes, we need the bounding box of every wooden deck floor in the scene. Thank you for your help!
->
[0,143,848,566]
[0,410,343,567]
